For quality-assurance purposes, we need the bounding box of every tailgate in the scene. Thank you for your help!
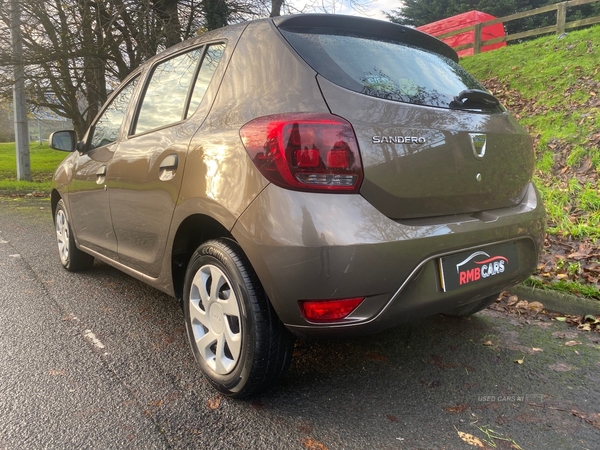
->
[319,76,533,219]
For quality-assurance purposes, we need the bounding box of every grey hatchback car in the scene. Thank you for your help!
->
[50,14,545,397]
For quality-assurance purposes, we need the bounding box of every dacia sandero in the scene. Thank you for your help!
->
[50,14,546,397]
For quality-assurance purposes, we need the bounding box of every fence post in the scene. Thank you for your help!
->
[557,2,567,35]
[474,23,483,54]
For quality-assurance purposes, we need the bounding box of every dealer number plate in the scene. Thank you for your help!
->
[438,242,520,292]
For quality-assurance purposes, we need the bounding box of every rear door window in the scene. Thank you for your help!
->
[134,49,203,134]
[280,31,484,109]
[133,43,225,135]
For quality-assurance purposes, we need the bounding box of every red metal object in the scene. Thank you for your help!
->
[417,10,506,57]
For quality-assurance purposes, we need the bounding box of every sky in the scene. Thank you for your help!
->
[293,0,401,21]
[338,0,398,20]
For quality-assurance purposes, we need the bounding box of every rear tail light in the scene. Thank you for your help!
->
[299,297,364,322]
[240,113,363,193]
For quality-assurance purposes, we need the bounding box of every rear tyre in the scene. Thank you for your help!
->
[54,199,94,271]
[183,239,294,398]
[443,294,499,317]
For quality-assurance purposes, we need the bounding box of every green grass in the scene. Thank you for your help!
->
[462,26,600,299]
[461,26,600,100]
[461,25,600,240]
[525,277,600,300]
[0,142,67,191]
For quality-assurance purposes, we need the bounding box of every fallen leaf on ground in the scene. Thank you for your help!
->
[445,403,469,413]
[507,295,519,306]
[206,395,222,410]
[549,363,574,371]
[302,437,328,450]
[527,301,544,313]
[551,330,579,339]
[584,314,599,324]
[455,428,485,448]
[515,301,529,309]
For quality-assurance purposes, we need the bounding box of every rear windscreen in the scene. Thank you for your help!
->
[280,30,485,109]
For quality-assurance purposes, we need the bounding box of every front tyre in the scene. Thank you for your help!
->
[54,199,94,271]
[183,239,294,398]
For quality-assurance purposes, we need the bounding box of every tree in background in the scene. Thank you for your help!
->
[0,103,14,142]
[387,0,600,35]
[0,0,370,138]
[386,0,528,27]
[0,0,209,137]
[0,0,262,137]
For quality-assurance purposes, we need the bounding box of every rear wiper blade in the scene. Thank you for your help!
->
[449,89,503,111]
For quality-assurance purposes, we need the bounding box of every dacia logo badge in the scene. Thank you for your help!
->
[469,133,487,160]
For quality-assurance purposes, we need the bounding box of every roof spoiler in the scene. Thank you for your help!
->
[272,14,458,63]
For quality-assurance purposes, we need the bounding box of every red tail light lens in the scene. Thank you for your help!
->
[240,113,363,192]
[295,147,320,168]
[299,298,364,322]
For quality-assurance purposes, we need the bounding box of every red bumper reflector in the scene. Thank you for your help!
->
[299,297,364,322]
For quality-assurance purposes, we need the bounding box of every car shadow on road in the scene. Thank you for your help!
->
[241,312,597,449]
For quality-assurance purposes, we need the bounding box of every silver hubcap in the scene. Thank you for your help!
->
[55,209,70,265]
[189,264,242,375]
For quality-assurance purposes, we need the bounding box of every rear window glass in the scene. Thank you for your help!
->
[280,31,484,109]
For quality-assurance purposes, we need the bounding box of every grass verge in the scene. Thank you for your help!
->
[461,25,600,299]
[0,142,66,192]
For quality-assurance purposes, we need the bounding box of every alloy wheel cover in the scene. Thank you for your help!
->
[189,264,242,375]
[55,209,70,265]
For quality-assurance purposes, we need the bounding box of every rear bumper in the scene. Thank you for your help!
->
[232,182,545,338]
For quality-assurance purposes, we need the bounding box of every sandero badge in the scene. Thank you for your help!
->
[438,242,520,292]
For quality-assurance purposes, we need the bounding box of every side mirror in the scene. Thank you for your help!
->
[49,130,77,152]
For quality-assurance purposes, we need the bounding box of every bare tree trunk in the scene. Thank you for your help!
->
[80,1,102,129]
[153,0,182,48]
[202,0,229,31]
[270,0,284,17]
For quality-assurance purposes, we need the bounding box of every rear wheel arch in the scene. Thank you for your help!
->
[171,214,236,301]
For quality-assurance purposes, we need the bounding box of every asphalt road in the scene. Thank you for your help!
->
[1,197,599,450]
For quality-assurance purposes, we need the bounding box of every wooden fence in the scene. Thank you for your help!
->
[436,0,600,55]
